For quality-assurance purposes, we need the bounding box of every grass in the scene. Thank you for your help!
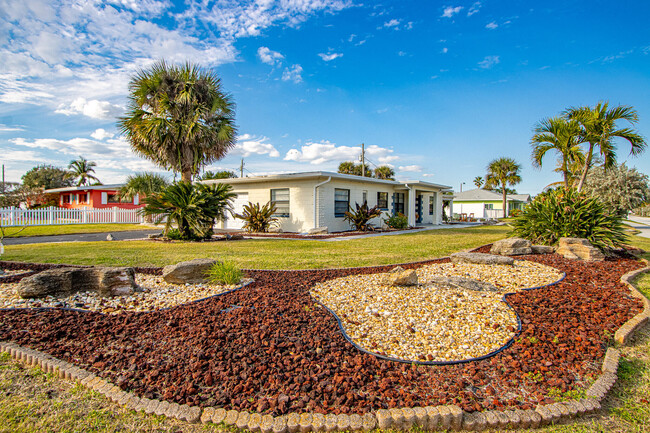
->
[0,225,511,269]
[1,223,156,238]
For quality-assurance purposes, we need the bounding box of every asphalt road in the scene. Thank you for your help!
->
[2,230,162,245]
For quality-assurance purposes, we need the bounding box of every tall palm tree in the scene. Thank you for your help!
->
[531,116,585,189]
[485,157,522,218]
[118,60,237,182]
[119,172,169,200]
[374,165,395,180]
[565,102,646,192]
[473,176,484,188]
[67,156,100,186]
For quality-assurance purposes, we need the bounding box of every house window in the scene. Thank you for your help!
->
[429,195,435,215]
[61,194,70,204]
[377,192,388,209]
[78,193,88,204]
[107,193,131,204]
[485,203,494,210]
[334,188,350,217]
[362,190,367,205]
[393,193,405,215]
[270,188,290,217]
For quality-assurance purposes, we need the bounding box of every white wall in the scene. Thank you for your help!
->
[454,202,486,218]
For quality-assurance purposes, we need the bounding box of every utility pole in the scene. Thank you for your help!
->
[360,143,365,177]
[1,165,4,194]
[239,158,244,178]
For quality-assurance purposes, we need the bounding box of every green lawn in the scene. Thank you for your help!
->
[1,223,157,238]
[1,226,510,269]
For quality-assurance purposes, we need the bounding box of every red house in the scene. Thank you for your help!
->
[44,185,144,209]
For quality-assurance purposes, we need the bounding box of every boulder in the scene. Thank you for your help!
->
[490,238,532,256]
[556,237,605,262]
[383,269,418,286]
[226,233,244,241]
[106,233,115,241]
[531,245,554,254]
[428,276,499,292]
[147,233,163,239]
[268,227,283,233]
[450,252,514,266]
[18,266,137,299]
[308,227,329,235]
[388,266,405,273]
[162,258,217,284]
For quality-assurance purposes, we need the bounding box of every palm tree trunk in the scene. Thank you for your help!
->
[181,168,193,182]
[575,142,594,192]
[502,183,507,218]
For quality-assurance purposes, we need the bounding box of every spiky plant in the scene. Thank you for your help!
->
[344,201,383,231]
[236,202,279,233]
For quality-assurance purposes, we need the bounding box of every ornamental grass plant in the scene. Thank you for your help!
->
[511,187,627,250]
[205,260,243,285]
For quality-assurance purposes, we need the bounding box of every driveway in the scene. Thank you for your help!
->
[2,230,162,245]
[626,216,650,239]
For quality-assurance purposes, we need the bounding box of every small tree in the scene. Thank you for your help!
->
[473,176,484,188]
[199,170,237,180]
[337,161,372,177]
[583,163,649,216]
[119,172,169,201]
[236,202,278,233]
[67,156,100,186]
[531,117,585,189]
[374,166,395,180]
[21,165,72,190]
[344,202,382,231]
[485,157,522,218]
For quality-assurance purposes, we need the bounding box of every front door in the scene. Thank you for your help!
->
[415,194,423,224]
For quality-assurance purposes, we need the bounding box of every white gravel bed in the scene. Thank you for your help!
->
[311,261,563,363]
[0,269,32,277]
[0,274,252,314]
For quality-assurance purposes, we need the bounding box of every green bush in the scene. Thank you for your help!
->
[165,228,183,240]
[344,201,382,231]
[236,201,279,233]
[511,187,627,250]
[205,260,243,285]
[384,212,409,229]
[509,208,523,217]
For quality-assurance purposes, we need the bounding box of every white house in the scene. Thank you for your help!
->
[202,171,453,232]
[453,188,531,219]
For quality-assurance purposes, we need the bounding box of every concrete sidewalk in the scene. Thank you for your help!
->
[626,216,650,239]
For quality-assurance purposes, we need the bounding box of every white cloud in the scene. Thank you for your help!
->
[284,141,397,165]
[467,2,481,16]
[478,55,500,69]
[348,34,356,42]
[441,47,449,54]
[0,124,25,132]
[383,19,401,28]
[257,46,284,65]
[399,165,422,172]
[318,52,343,61]
[282,64,303,83]
[55,97,123,120]
[441,6,463,18]
[231,134,280,158]
[3,149,46,163]
[397,51,407,57]
[485,21,498,29]
[90,128,115,140]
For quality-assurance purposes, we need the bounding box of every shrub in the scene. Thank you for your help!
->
[165,228,183,240]
[205,260,243,285]
[509,208,523,217]
[344,202,382,231]
[236,202,279,233]
[142,182,235,240]
[384,212,409,229]
[511,187,627,250]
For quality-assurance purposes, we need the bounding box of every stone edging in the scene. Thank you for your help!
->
[1,255,648,431]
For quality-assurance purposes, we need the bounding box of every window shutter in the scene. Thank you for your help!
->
[392,193,396,215]
[101,192,108,205]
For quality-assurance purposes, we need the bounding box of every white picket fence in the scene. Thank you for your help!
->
[0,206,144,227]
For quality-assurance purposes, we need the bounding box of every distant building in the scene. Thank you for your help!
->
[453,188,531,219]
[44,185,144,210]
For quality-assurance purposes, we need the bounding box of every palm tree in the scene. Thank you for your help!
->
[565,102,646,192]
[118,60,237,182]
[199,170,237,180]
[485,157,522,218]
[473,176,484,188]
[531,117,585,189]
[374,165,395,180]
[119,172,169,201]
[67,156,100,186]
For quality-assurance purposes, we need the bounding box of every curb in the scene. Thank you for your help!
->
[1,251,648,431]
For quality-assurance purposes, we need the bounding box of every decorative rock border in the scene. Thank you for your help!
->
[1,256,648,431]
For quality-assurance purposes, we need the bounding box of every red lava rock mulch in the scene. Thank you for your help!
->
[0,254,643,416]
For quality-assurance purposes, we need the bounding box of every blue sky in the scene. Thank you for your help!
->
[1,0,649,194]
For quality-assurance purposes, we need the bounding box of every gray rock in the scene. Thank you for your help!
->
[384,269,418,286]
[490,237,532,255]
[556,237,605,262]
[428,276,499,292]
[18,267,136,299]
[531,244,554,254]
[268,227,283,233]
[226,233,245,240]
[389,266,405,273]
[106,233,115,241]
[162,258,216,284]
[450,252,514,266]
[0,269,5,276]
[308,226,328,235]
[147,233,163,239]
